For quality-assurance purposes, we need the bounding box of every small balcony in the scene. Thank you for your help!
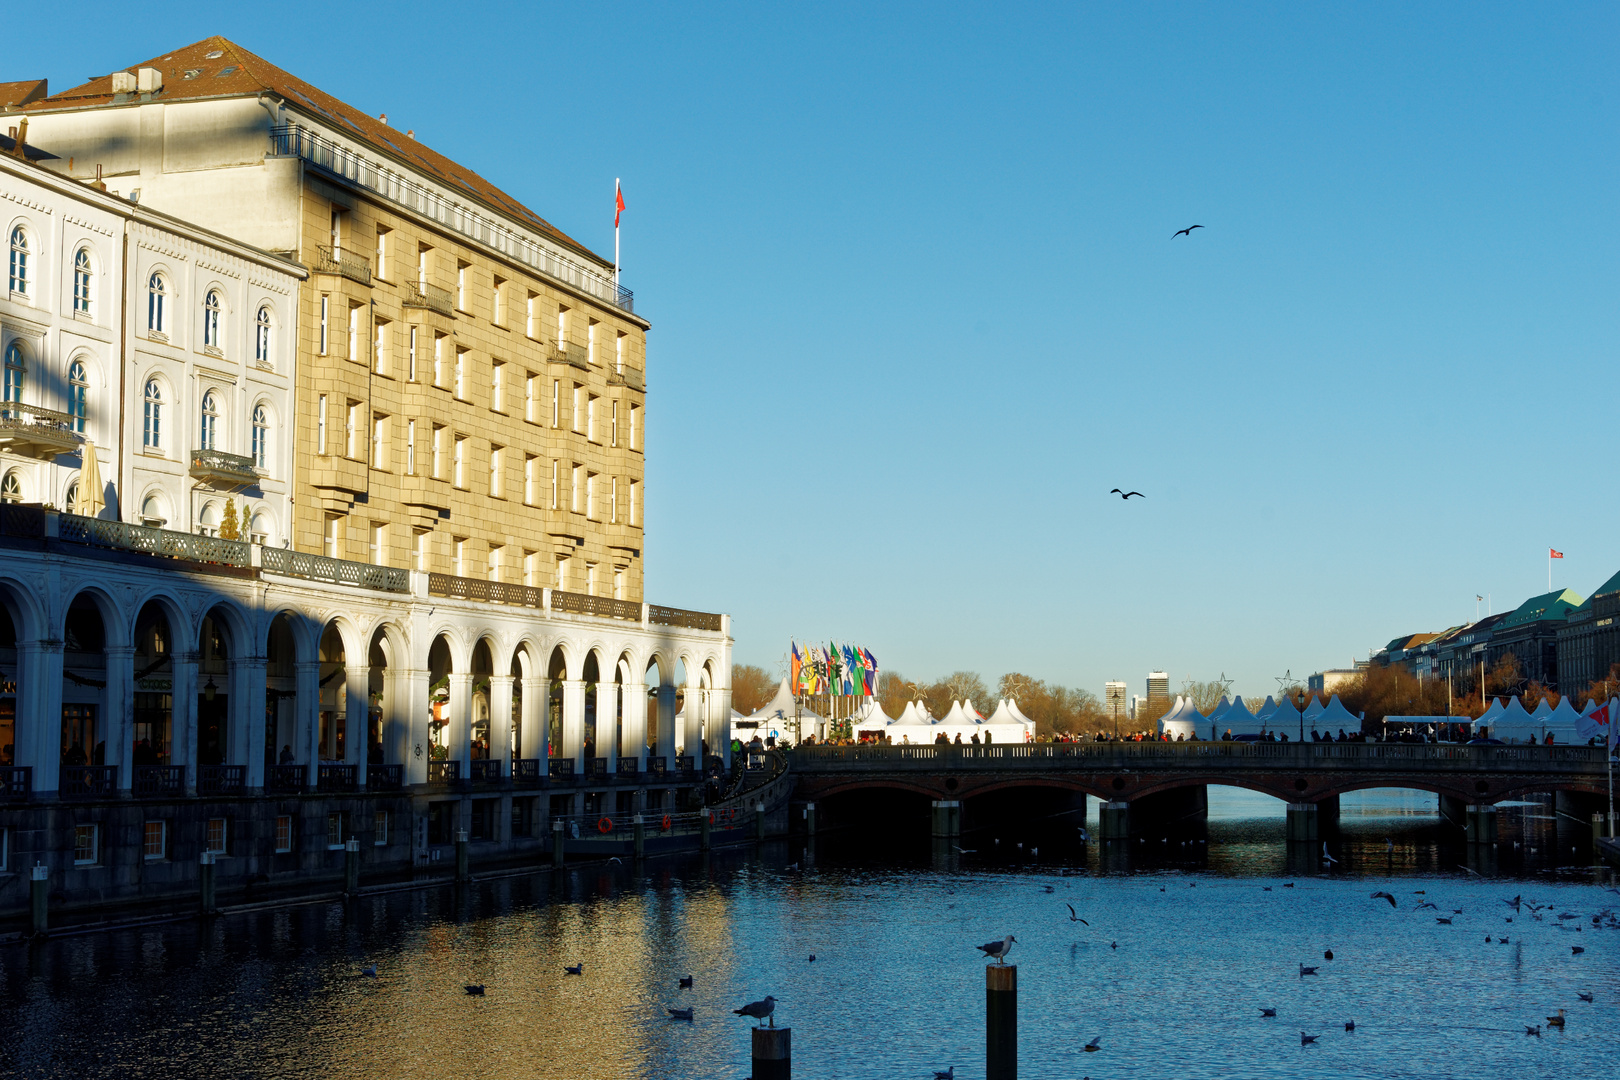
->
[61,765,116,798]
[266,763,305,792]
[513,758,542,785]
[190,448,260,490]
[552,341,590,371]
[607,365,646,393]
[198,764,245,796]
[315,245,372,286]
[367,763,403,791]
[0,402,81,459]
[317,762,357,792]
[427,759,460,786]
[403,282,455,317]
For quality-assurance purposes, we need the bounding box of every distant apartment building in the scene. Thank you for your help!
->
[1104,681,1127,725]
[1146,671,1168,708]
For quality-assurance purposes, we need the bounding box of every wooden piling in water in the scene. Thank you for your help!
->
[344,837,360,894]
[198,851,217,915]
[751,1025,790,1080]
[29,863,47,936]
[986,963,1017,1079]
[457,828,471,880]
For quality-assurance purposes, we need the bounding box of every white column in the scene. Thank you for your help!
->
[683,681,703,763]
[234,655,268,789]
[622,680,647,770]
[520,676,546,763]
[562,679,586,768]
[447,671,473,775]
[345,664,369,785]
[16,641,63,794]
[656,684,677,765]
[489,674,514,773]
[104,645,134,790]
[295,660,322,786]
[173,649,199,794]
[598,681,619,772]
[402,667,430,785]
[717,686,734,768]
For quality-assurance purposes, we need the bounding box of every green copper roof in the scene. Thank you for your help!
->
[1500,588,1584,628]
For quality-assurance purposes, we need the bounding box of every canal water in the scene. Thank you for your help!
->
[2,790,1615,1079]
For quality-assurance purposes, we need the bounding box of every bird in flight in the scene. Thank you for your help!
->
[1110,489,1144,500]
[1371,891,1397,908]
[1066,904,1089,925]
[1173,225,1204,238]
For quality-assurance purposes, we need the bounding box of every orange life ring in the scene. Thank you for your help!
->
[661,814,672,831]
[597,816,613,834]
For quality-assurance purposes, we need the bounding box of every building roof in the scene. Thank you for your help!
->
[1499,588,1584,630]
[1587,568,1620,602]
[0,79,48,111]
[23,37,606,268]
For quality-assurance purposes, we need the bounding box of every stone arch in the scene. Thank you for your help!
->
[195,600,249,769]
[469,637,495,759]
[264,609,307,771]
[58,588,111,776]
[130,593,190,773]
[426,631,456,762]
[366,621,409,770]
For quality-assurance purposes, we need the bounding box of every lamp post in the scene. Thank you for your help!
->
[1296,689,1305,744]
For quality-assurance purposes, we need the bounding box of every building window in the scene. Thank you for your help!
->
[372,413,389,469]
[615,330,626,373]
[614,569,625,600]
[374,810,389,846]
[3,342,24,410]
[406,419,416,474]
[65,360,89,434]
[318,394,328,454]
[524,454,537,505]
[453,435,465,488]
[433,333,446,387]
[0,471,19,504]
[203,289,222,349]
[571,463,582,513]
[630,479,639,526]
[64,480,79,513]
[492,276,505,325]
[8,226,29,296]
[346,401,361,459]
[251,404,269,468]
[489,445,502,497]
[347,304,361,363]
[370,522,387,566]
[487,544,502,582]
[374,317,390,375]
[556,554,570,591]
[413,528,430,572]
[456,260,469,311]
[550,460,559,510]
[629,404,639,451]
[205,818,228,855]
[324,514,343,559]
[585,562,597,596]
[572,384,584,433]
[319,295,328,354]
[417,244,430,288]
[453,537,466,577]
[556,305,569,349]
[524,550,540,587]
[490,361,504,412]
[610,475,619,524]
[525,372,538,422]
[255,306,272,365]
[147,273,166,333]
[74,823,98,865]
[454,348,466,399]
[610,400,618,447]
[143,821,167,860]
[408,327,418,381]
[586,471,597,520]
[551,379,560,427]
[375,226,390,280]
[200,391,219,450]
[143,380,162,449]
[587,318,598,365]
[326,812,344,849]
[73,248,93,315]
[526,293,537,338]
[275,815,292,853]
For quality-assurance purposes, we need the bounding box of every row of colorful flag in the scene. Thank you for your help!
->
[791,642,877,697]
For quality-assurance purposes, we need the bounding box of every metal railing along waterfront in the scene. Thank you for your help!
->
[270,125,634,314]
[314,245,373,286]
[261,546,410,592]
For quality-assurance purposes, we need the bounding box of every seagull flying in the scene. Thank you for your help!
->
[1173,225,1204,238]
[1371,891,1398,908]
[1110,489,1144,500]
[667,1007,694,1021]
[1066,904,1089,925]
[734,996,778,1027]
[977,935,1017,964]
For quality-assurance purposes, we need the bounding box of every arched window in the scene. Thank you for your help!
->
[200,390,219,450]
[143,380,162,449]
[64,479,79,514]
[0,471,21,504]
[67,360,88,434]
[147,273,166,333]
[251,404,269,469]
[203,289,222,349]
[2,342,23,416]
[8,227,29,296]
[255,306,272,365]
[73,249,93,315]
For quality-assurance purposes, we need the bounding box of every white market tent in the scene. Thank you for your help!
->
[1528,698,1555,724]
[732,679,826,744]
[1476,698,1507,733]
[1250,700,1300,738]
[1541,697,1585,743]
[1303,696,1327,723]
[852,700,895,740]
[1315,695,1360,735]
[1007,700,1034,726]
[1252,695,1279,721]
[1218,696,1271,738]
[1205,696,1233,727]
[1490,697,1537,743]
[1156,696,1198,740]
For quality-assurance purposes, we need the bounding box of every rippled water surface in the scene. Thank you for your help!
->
[2,791,1616,1079]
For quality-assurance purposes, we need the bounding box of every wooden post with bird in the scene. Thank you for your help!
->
[751,1026,790,1080]
[986,963,1016,1079]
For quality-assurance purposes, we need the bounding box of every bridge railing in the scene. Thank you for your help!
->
[786,741,1609,771]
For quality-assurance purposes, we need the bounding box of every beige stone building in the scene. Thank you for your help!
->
[22,37,649,602]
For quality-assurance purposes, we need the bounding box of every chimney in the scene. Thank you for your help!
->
[379,113,388,125]
[111,71,136,94]
[11,118,27,159]
[91,164,106,192]
[136,67,163,93]
[406,130,415,139]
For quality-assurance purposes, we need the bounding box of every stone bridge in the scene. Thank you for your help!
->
[785,742,1614,843]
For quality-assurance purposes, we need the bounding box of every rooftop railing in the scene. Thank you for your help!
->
[261,546,410,593]
[314,245,373,286]
[553,589,642,622]
[428,572,544,609]
[271,124,634,314]
[649,604,724,633]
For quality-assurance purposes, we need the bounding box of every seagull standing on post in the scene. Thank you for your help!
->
[734,996,778,1027]
[977,935,1017,964]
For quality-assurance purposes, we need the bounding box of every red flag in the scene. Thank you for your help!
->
[1590,704,1609,727]
[1549,548,1564,559]
[615,182,625,228]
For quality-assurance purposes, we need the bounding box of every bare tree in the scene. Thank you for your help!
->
[730,664,776,715]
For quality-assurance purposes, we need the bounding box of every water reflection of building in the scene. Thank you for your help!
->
[0,39,733,924]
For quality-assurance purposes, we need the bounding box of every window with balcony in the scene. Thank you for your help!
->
[524,549,540,587]
[413,528,430,572]
[143,380,162,449]
[8,226,29,297]
[324,514,344,559]
[203,289,223,351]
[148,273,168,335]
[487,544,502,582]
[255,306,272,366]
[73,248,93,315]
[614,569,625,600]
[330,208,346,258]
[556,554,570,591]
[252,404,269,468]
[453,537,467,577]
[586,562,597,596]
[67,360,88,435]
[417,243,431,288]
[199,391,219,451]
[556,305,569,350]
[370,522,387,566]
[3,342,24,409]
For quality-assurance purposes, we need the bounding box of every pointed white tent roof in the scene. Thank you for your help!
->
[1212,696,1263,737]
[1527,698,1554,721]
[1477,698,1507,728]
[963,699,985,721]
[938,700,970,726]
[1316,695,1359,732]
[894,700,932,725]
[1491,697,1536,742]
[1159,696,1198,738]
[1543,696,1584,740]
[1258,700,1300,736]
[1303,696,1327,722]
[985,699,1020,726]
[1007,699,1034,726]
[733,679,825,743]
[856,700,895,726]
[1206,696,1233,724]
[1253,695,1278,720]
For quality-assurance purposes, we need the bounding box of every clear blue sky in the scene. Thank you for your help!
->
[15,3,1617,699]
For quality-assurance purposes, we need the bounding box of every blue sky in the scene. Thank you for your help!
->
[16,3,1617,699]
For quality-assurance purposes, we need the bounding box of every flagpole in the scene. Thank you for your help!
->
[613,177,620,290]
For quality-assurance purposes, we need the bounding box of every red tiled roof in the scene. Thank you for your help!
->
[25,37,606,268]
[0,79,48,111]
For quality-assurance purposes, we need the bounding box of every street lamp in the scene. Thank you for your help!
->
[1296,689,1305,744]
